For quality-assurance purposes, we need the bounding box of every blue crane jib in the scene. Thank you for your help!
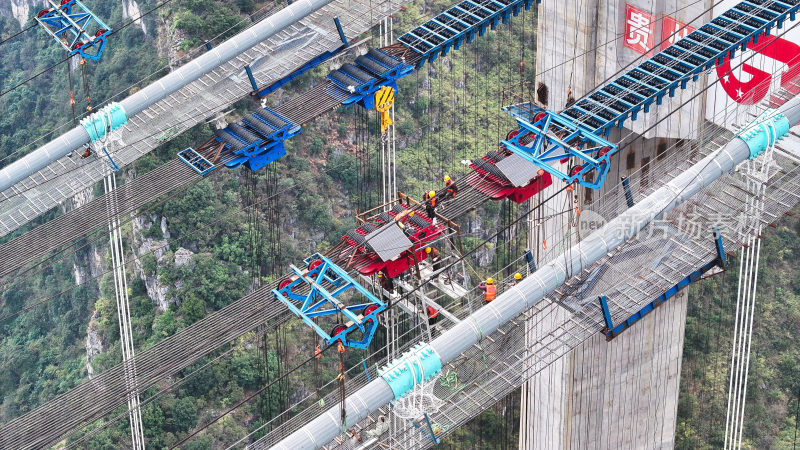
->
[35,0,112,61]
[398,0,540,68]
[504,0,800,189]
[327,49,413,108]
[273,254,386,350]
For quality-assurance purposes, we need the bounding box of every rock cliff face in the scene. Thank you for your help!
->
[0,0,46,29]
[130,213,175,311]
[85,310,103,378]
[122,0,147,35]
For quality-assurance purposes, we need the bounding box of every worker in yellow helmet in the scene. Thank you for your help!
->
[513,272,522,285]
[426,246,442,271]
[444,174,458,199]
[425,190,438,224]
[479,277,497,303]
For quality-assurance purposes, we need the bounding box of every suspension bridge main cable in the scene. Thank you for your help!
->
[181,247,540,448]
[265,35,800,444]
[4,25,780,380]
[256,99,800,450]
[4,6,792,442]
[2,83,761,447]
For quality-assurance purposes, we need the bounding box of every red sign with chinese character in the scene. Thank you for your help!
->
[661,16,695,50]
[624,4,655,55]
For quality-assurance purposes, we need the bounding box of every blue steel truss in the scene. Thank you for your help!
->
[504,0,800,189]
[273,254,386,349]
[599,229,727,340]
[35,0,112,61]
[502,107,618,189]
[399,0,540,68]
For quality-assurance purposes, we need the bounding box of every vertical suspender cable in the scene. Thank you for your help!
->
[104,171,145,449]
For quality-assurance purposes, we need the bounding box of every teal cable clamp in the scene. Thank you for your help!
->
[81,102,128,143]
[738,109,790,160]
[378,342,442,400]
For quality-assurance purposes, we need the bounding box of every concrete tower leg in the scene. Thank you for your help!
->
[520,1,710,447]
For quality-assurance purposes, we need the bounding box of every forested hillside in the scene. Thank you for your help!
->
[0,0,797,448]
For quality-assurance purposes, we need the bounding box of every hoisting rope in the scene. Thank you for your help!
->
[80,58,93,113]
[337,341,347,431]
[67,58,77,127]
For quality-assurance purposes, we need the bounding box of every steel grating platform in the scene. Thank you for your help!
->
[0,0,410,238]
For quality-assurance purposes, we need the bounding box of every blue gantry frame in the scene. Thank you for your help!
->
[503,0,800,189]
[272,253,386,349]
[599,229,727,340]
[178,148,215,176]
[502,106,619,189]
[35,0,112,61]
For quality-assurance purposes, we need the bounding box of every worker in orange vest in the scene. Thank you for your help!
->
[425,246,442,271]
[444,175,458,199]
[425,190,438,224]
[426,305,440,326]
[479,277,497,303]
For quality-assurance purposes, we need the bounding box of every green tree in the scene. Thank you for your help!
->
[151,310,180,340]
[171,397,198,432]
[179,293,206,325]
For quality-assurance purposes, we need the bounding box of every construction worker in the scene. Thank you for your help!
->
[426,305,440,326]
[426,246,442,271]
[479,277,497,303]
[377,270,394,293]
[397,210,421,237]
[425,190,438,223]
[512,272,522,285]
[314,344,322,359]
[81,146,92,158]
[444,175,458,199]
